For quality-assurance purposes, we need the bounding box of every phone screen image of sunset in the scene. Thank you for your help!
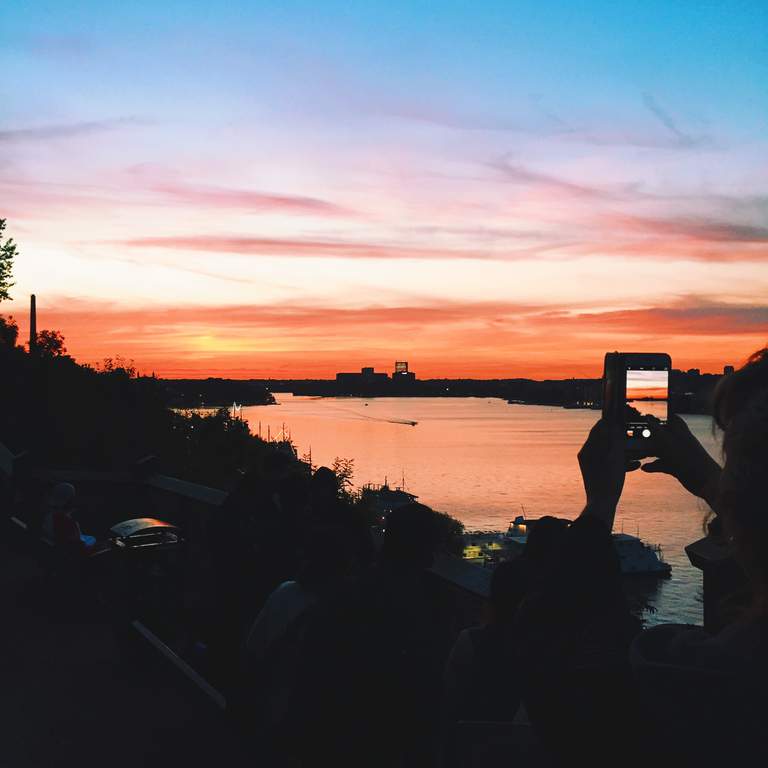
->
[626,369,669,423]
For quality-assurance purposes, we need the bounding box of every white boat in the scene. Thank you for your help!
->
[611,532,671,576]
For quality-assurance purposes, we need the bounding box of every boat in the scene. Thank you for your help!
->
[464,515,671,577]
[360,481,418,518]
[611,532,671,576]
[501,514,530,553]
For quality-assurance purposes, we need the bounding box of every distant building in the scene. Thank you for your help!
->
[724,365,735,376]
[392,360,416,383]
[331,362,419,395]
[336,367,389,387]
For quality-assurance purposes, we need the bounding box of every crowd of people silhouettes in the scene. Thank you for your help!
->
[17,346,768,767]
[201,347,768,766]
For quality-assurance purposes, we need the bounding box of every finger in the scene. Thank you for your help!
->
[646,413,673,450]
[626,460,642,472]
[641,459,669,474]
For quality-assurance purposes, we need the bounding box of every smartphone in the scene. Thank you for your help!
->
[603,352,671,453]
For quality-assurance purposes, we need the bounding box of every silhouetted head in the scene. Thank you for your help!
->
[489,558,528,625]
[523,516,568,571]
[714,348,768,607]
[48,482,76,512]
[297,506,374,590]
[556,516,623,616]
[263,450,297,484]
[296,522,350,592]
[311,466,340,507]
[381,503,439,568]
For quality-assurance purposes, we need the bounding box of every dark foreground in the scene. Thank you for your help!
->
[0,527,248,768]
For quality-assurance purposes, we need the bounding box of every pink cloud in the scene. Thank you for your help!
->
[151,182,353,216]
[490,156,615,200]
[118,235,506,260]
[611,214,768,244]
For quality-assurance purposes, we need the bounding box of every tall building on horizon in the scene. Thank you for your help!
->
[29,294,36,352]
[393,361,416,383]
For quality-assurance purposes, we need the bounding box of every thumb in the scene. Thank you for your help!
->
[641,459,669,474]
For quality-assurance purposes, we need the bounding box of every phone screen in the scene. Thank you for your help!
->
[626,367,668,428]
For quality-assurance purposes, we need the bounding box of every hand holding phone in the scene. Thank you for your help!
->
[602,352,671,457]
[578,418,631,527]
[641,414,722,507]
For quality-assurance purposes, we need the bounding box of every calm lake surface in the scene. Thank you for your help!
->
[242,395,722,625]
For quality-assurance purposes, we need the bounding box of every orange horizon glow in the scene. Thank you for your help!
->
[5,295,763,379]
[627,387,668,400]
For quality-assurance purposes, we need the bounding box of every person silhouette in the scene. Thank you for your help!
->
[578,348,768,766]
[42,482,96,549]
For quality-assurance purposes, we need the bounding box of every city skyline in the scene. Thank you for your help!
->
[2,2,767,378]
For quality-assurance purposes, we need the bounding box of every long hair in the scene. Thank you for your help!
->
[713,348,768,608]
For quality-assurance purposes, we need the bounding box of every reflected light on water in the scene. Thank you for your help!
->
[242,395,720,625]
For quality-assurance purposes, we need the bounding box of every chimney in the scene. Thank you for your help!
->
[29,294,37,351]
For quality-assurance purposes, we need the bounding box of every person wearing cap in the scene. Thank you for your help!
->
[42,483,96,550]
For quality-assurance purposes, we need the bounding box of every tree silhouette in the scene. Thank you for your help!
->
[35,329,67,357]
[99,355,137,377]
[0,315,18,348]
[332,456,355,492]
[0,218,17,302]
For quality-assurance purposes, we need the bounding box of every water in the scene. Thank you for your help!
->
[242,395,722,625]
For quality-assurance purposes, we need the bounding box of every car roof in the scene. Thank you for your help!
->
[110,518,180,538]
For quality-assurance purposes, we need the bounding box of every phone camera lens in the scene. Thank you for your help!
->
[641,428,651,438]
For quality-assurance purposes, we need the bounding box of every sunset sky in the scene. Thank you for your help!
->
[626,369,668,401]
[2,1,767,378]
